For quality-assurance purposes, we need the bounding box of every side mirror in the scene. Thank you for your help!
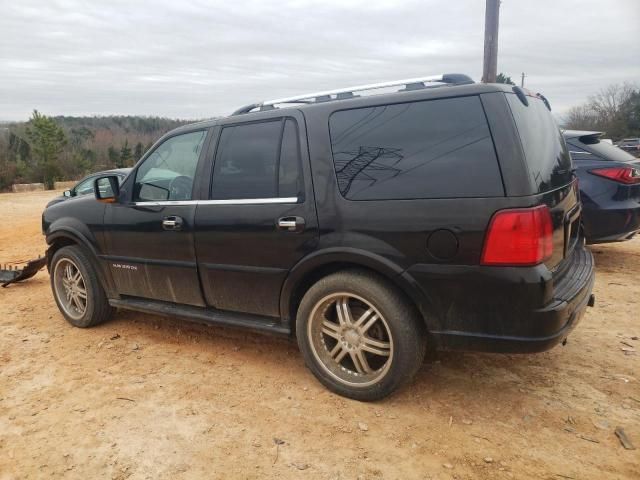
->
[63,189,72,198]
[94,175,120,203]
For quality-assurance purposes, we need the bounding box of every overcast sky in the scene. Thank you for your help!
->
[1,0,639,121]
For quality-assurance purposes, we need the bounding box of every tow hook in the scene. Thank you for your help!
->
[588,294,596,307]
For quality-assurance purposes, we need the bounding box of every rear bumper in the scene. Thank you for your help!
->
[582,192,640,244]
[584,204,640,243]
[588,230,638,244]
[407,246,595,353]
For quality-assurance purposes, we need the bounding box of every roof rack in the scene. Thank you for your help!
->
[232,73,474,115]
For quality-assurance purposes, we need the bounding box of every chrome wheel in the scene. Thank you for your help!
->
[307,292,394,388]
[53,258,88,321]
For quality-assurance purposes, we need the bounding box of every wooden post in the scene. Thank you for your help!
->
[482,0,500,83]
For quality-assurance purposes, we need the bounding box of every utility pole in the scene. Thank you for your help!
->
[521,72,526,87]
[482,0,500,83]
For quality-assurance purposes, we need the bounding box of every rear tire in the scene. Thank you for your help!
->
[296,269,427,401]
[50,245,114,328]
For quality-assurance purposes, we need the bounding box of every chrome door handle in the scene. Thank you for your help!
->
[278,220,297,229]
[277,216,305,232]
[162,216,183,231]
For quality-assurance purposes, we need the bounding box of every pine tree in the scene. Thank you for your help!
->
[119,139,132,167]
[134,142,144,162]
[25,110,67,189]
[107,146,120,168]
[496,73,515,85]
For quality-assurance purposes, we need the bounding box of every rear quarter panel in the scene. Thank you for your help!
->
[300,96,573,331]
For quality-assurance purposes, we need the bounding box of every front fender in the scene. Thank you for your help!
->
[46,226,99,262]
[45,219,117,299]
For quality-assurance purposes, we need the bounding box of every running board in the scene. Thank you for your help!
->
[109,297,291,336]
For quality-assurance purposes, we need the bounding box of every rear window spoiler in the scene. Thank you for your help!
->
[511,86,552,111]
[578,132,604,145]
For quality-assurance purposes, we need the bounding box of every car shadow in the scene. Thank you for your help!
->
[589,239,640,272]
[101,308,560,407]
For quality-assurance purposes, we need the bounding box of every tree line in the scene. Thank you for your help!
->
[497,74,639,140]
[2,83,638,191]
[563,83,640,140]
[0,111,191,190]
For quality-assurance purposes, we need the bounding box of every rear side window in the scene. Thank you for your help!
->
[505,94,573,192]
[566,142,595,160]
[211,118,302,200]
[328,96,503,200]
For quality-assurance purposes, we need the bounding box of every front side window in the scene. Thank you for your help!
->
[211,118,302,200]
[134,130,207,202]
[328,96,503,200]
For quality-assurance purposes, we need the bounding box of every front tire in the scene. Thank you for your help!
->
[50,245,114,328]
[296,270,427,401]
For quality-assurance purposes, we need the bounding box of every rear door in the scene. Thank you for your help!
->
[194,110,318,317]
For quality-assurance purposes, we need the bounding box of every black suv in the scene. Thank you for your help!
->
[43,74,595,400]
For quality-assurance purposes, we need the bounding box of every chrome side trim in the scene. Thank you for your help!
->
[132,200,199,206]
[132,197,298,206]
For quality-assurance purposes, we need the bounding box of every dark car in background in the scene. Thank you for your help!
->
[616,138,640,157]
[46,168,131,207]
[564,130,640,243]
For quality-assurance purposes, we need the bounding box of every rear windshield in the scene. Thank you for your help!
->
[505,94,573,192]
[567,137,636,162]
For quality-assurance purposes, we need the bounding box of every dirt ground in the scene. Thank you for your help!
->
[0,190,638,480]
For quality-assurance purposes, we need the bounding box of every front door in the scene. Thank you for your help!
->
[103,129,210,306]
[194,113,318,317]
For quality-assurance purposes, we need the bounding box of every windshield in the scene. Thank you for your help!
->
[505,94,573,192]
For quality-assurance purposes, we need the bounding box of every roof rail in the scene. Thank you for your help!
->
[231,73,473,115]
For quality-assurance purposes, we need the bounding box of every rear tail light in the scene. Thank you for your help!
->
[481,205,553,266]
[590,167,640,184]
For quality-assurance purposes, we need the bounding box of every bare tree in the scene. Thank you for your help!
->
[564,104,599,131]
[562,83,640,139]
[588,83,636,127]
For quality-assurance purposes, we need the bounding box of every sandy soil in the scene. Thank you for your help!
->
[0,190,638,480]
